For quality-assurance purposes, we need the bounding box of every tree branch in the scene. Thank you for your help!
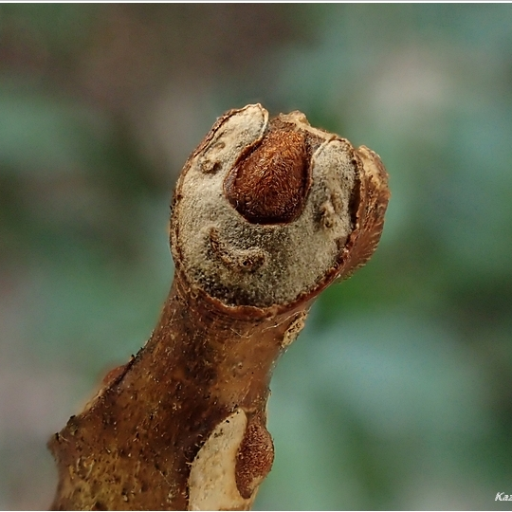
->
[48,104,390,510]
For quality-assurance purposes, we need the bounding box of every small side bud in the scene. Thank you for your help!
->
[235,418,274,499]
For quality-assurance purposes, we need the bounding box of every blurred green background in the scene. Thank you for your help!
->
[1,4,512,510]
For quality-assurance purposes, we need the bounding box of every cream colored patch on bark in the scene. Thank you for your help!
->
[188,409,252,511]
[281,311,308,348]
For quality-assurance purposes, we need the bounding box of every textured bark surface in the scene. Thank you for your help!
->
[48,104,390,510]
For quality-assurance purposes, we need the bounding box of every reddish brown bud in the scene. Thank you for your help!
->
[224,128,310,224]
[235,419,274,499]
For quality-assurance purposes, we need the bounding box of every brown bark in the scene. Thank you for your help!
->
[48,104,390,510]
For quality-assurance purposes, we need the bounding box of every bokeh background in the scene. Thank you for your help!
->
[1,4,512,510]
